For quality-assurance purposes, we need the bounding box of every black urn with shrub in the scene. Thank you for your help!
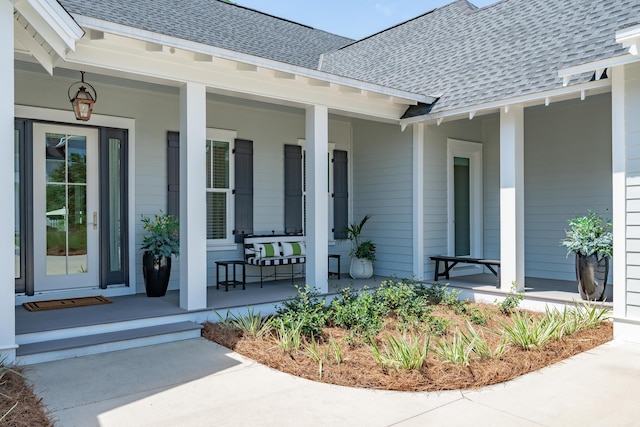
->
[561,211,612,301]
[140,212,179,297]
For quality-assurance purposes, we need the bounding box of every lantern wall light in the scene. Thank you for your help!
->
[68,71,97,121]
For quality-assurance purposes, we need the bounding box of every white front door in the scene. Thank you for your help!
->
[33,123,99,292]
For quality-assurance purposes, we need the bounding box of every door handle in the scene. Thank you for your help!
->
[92,212,98,230]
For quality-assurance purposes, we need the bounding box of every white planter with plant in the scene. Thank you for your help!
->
[560,211,612,301]
[346,214,376,279]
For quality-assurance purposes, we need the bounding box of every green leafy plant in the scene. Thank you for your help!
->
[463,323,507,360]
[328,336,344,364]
[228,308,270,339]
[501,311,562,350]
[140,211,180,257]
[275,285,327,338]
[370,333,430,371]
[496,282,525,315]
[432,330,475,366]
[346,214,376,261]
[561,211,612,259]
[329,287,385,340]
[272,317,303,353]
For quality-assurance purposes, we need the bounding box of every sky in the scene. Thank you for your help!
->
[234,0,499,40]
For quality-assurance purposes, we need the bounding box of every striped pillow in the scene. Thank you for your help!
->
[254,243,279,259]
[281,241,306,257]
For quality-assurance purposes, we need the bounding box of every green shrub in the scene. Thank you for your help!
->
[496,282,524,315]
[420,283,447,304]
[466,306,488,325]
[425,316,451,336]
[275,285,327,338]
[329,287,385,339]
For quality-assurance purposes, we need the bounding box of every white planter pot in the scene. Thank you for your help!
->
[349,257,373,279]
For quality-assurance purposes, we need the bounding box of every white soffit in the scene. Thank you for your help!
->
[13,0,84,74]
[69,15,437,106]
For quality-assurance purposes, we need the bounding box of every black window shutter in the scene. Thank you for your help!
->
[284,144,303,234]
[333,149,348,239]
[234,139,253,242]
[167,131,180,219]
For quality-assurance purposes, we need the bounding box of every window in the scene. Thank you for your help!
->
[298,140,336,240]
[206,129,237,245]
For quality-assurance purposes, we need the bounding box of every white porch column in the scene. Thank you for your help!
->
[1,1,17,363]
[306,105,329,293]
[413,123,425,280]
[499,105,525,291]
[611,65,627,321]
[179,82,207,310]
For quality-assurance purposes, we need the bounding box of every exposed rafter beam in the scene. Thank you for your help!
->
[339,86,362,94]
[14,17,54,74]
[236,63,258,72]
[145,42,163,52]
[308,78,331,87]
[274,70,296,80]
[194,52,213,62]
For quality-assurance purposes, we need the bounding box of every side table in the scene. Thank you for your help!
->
[216,260,245,292]
[328,254,341,278]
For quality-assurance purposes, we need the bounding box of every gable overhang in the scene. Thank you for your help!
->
[13,0,84,75]
[616,23,640,57]
[399,78,611,129]
[49,14,436,122]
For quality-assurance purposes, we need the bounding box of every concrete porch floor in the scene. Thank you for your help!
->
[16,273,606,336]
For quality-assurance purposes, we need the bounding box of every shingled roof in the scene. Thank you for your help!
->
[319,0,640,114]
[57,0,353,69]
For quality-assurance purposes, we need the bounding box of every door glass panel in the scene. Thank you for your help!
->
[109,138,122,271]
[45,132,88,276]
[14,129,20,279]
[454,157,471,256]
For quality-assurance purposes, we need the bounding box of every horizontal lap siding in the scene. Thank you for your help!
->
[423,119,488,278]
[353,120,413,278]
[524,95,612,281]
[626,62,640,318]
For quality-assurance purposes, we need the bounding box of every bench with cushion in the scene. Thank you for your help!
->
[430,255,501,288]
[244,235,306,287]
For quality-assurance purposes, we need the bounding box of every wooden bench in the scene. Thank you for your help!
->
[430,255,501,287]
[243,234,306,287]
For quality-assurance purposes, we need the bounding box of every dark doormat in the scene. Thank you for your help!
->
[23,296,112,312]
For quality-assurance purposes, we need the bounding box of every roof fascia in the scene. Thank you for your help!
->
[71,15,437,105]
[616,24,640,56]
[558,54,639,85]
[399,79,611,127]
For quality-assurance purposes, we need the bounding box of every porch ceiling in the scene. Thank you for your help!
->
[39,22,434,123]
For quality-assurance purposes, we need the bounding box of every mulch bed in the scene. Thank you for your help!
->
[202,303,613,391]
[0,367,53,427]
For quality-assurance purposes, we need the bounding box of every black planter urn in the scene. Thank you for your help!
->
[575,253,608,301]
[142,252,172,297]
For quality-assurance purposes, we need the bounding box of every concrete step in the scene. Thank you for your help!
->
[16,321,203,365]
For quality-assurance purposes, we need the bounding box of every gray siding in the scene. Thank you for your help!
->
[524,95,612,282]
[626,62,640,318]
[352,120,413,278]
[15,69,352,291]
[423,119,487,278]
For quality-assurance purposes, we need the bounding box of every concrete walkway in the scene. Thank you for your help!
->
[24,338,640,427]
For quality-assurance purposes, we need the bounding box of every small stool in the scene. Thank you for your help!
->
[328,254,341,278]
[216,260,245,291]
